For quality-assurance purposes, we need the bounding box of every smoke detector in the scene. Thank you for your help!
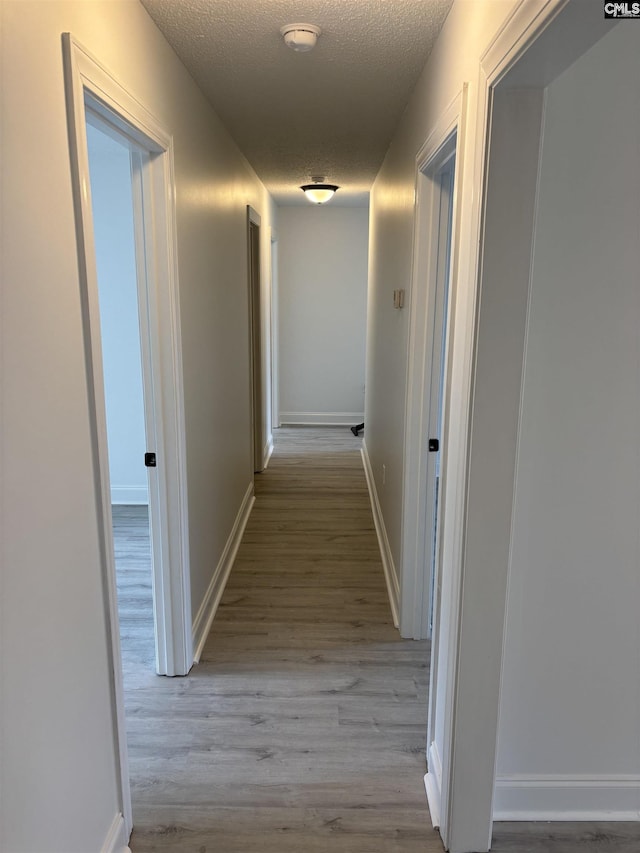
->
[280,23,321,53]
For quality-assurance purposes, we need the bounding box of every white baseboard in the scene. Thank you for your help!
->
[493,774,640,821]
[360,440,400,627]
[263,434,274,469]
[101,813,129,853]
[192,482,255,662]
[110,485,149,505]
[425,741,443,829]
[279,411,364,426]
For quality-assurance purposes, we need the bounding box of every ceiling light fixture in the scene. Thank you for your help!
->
[280,23,321,53]
[300,177,339,205]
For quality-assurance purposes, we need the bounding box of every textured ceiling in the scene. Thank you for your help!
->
[140,0,454,204]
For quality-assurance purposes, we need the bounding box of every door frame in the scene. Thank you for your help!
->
[63,33,192,835]
[270,227,280,431]
[401,87,467,643]
[424,160,455,644]
[431,2,614,851]
[247,206,265,472]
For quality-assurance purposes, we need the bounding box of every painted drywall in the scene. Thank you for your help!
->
[0,1,274,850]
[365,0,514,599]
[87,121,149,505]
[495,22,640,815]
[277,205,368,425]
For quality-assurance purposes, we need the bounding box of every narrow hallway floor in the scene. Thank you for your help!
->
[127,426,436,852]
[120,427,640,852]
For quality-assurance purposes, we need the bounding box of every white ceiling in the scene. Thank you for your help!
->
[140,0,454,205]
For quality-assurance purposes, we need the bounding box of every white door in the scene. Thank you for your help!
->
[424,162,455,639]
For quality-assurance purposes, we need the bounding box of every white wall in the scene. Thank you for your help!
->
[0,1,274,850]
[495,22,640,818]
[278,205,368,425]
[87,122,149,505]
[365,0,514,594]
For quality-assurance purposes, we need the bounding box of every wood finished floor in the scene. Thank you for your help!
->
[114,427,640,853]
[113,504,155,686]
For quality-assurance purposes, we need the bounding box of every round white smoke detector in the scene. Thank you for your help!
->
[280,23,321,53]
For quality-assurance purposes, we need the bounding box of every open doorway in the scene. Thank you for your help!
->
[400,91,467,835]
[270,228,280,431]
[80,104,192,680]
[423,147,455,642]
[422,6,634,851]
[85,118,155,683]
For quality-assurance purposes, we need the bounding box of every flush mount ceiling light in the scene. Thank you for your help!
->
[300,177,339,204]
[280,23,321,53]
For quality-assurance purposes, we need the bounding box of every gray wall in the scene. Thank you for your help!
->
[278,205,368,425]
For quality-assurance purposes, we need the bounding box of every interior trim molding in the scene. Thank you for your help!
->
[279,411,364,426]
[481,0,568,83]
[263,435,274,470]
[425,741,444,829]
[493,774,640,821]
[101,813,128,853]
[361,441,399,627]
[62,30,195,834]
[192,482,255,662]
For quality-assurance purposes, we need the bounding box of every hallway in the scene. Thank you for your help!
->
[127,427,435,852]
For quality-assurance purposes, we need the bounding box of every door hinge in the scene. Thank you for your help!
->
[144,452,157,468]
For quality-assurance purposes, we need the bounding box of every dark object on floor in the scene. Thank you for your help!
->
[351,422,364,436]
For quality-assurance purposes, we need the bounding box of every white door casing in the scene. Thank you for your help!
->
[63,32,192,836]
[270,228,280,431]
[247,206,264,472]
[401,87,468,842]
[401,88,467,644]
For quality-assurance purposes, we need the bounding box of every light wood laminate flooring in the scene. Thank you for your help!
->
[113,504,155,685]
[114,427,640,853]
